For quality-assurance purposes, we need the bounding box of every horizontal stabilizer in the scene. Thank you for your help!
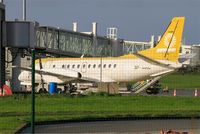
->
[150,70,174,77]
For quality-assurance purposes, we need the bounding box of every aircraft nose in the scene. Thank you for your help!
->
[18,72,23,81]
[18,71,28,81]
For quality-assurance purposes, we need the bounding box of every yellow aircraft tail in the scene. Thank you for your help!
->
[139,17,185,62]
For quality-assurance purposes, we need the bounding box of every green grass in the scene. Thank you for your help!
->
[1,94,200,133]
[1,73,200,133]
[160,73,200,89]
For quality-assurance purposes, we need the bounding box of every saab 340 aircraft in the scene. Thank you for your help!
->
[18,17,185,91]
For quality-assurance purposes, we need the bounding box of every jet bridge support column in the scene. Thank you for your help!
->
[11,49,23,91]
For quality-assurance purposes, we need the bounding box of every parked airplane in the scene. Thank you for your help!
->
[17,17,185,92]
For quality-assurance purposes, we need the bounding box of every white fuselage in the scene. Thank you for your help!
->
[28,58,174,84]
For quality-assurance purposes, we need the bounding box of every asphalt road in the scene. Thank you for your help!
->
[21,119,200,133]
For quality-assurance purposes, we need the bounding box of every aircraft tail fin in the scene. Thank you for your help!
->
[139,17,185,62]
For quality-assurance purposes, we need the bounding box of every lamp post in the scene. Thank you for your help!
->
[100,48,103,90]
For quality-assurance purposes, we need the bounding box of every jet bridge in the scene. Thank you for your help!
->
[4,22,123,57]
[36,26,123,57]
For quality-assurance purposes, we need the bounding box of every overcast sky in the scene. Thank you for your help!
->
[4,0,200,44]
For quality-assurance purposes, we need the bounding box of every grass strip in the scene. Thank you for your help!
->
[1,94,200,133]
[160,73,200,89]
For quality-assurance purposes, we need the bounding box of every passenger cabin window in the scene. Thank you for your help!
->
[88,64,91,68]
[109,64,111,68]
[67,65,70,68]
[98,64,101,68]
[103,64,106,68]
[114,64,116,68]
[62,65,65,68]
[93,64,96,68]
[72,65,75,68]
[53,65,56,68]
[77,65,80,68]
[83,64,86,68]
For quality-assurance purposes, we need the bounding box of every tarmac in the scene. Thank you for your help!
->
[21,119,200,133]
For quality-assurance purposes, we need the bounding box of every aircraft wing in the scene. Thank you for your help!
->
[133,52,176,69]
[14,66,115,83]
[13,66,82,83]
[81,75,116,83]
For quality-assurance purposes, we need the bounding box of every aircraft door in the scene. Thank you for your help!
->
[81,62,87,73]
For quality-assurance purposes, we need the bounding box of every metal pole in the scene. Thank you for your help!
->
[31,49,35,133]
[0,2,5,95]
[100,51,102,90]
[23,0,26,21]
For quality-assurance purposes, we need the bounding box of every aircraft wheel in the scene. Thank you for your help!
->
[38,88,47,93]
